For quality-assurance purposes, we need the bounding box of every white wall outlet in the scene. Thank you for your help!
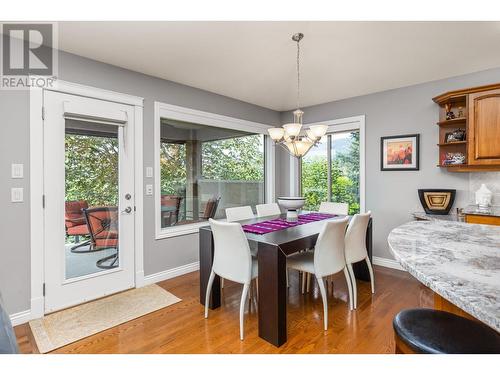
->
[145,184,153,196]
[146,167,153,178]
[11,164,23,178]
[11,187,23,202]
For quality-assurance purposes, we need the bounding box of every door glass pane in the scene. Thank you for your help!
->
[301,136,328,211]
[331,130,360,214]
[159,118,265,228]
[64,120,119,279]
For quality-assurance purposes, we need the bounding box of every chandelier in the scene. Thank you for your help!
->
[268,33,328,158]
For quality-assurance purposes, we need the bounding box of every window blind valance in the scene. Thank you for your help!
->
[63,101,128,126]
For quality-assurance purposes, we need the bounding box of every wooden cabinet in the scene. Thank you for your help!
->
[468,88,500,165]
[433,83,500,172]
[465,214,500,226]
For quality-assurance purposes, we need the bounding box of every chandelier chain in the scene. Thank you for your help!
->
[296,37,300,109]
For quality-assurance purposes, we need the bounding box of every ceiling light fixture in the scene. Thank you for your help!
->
[268,33,328,158]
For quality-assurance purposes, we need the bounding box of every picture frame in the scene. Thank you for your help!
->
[380,134,420,171]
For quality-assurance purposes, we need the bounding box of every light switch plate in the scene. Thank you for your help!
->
[11,187,23,202]
[146,167,153,178]
[11,164,23,178]
[145,184,153,196]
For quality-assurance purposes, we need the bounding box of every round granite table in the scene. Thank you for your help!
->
[388,220,500,332]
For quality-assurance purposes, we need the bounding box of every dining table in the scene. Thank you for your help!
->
[199,212,373,347]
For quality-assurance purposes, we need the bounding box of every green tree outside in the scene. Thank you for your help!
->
[160,141,187,195]
[159,134,264,196]
[202,135,264,181]
[65,134,118,207]
[301,131,360,214]
[301,155,328,211]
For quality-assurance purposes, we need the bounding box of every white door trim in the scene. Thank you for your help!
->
[29,85,45,319]
[153,101,275,240]
[29,79,144,318]
[290,115,366,213]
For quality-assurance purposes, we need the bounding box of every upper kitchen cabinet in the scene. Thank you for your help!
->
[468,88,500,166]
[433,83,500,172]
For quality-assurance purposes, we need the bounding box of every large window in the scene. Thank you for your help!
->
[301,130,360,214]
[159,118,266,230]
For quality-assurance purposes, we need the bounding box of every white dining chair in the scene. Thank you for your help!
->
[256,203,281,217]
[287,217,353,330]
[344,211,374,309]
[223,205,256,289]
[319,202,349,215]
[205,219,258,340]
[300,201,349,293]
[225,206,255,222]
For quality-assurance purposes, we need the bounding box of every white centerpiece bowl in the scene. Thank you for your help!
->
[277,197,306,220]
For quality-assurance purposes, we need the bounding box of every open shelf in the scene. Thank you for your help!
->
[437,163,467,168]
[437,141,467,146]
[436,118,467,127]
[437,164,500,172]
[434,83,500,172]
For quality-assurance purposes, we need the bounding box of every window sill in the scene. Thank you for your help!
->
[155,221,208,240]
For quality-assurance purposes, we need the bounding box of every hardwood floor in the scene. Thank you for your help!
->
[15,266,434,354]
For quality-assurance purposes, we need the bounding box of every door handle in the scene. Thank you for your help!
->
[122,206,132,214]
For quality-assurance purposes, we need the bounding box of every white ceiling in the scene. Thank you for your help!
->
[57,21,500,111]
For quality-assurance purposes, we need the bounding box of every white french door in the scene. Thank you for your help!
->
[43,90,136,313]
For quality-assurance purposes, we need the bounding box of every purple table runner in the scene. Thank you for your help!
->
[242,212,337,235]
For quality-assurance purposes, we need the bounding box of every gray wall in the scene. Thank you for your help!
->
[469,172,500,204]
[0,91,32,316]
[0,50,280,315]
[280,67,500,259]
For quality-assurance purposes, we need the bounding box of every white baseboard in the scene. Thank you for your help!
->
[9,264,196,326]
[9,309,32,327]
[143,261,200,285]
[373,256,405,271]
[141,258,402,286]
[9,295,45,326]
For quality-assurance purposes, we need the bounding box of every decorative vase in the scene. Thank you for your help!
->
[475,184,492,209]
[418,189,456,215]
[277,197,305,220]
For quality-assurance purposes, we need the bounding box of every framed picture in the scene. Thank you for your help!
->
[380,134,420,171]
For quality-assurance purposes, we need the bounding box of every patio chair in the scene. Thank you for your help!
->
[65,200,91,253]
[161,195,183,227]
[202,196,221,220]
[176,196,221,225]
[83,206,119,269]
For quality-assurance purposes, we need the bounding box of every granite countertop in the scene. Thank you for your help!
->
[413,205,500,222]
[412,212,462,222]
[388,220,500,332]
[464,205,500,217]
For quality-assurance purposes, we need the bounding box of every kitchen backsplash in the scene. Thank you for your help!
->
[469,172,500,206]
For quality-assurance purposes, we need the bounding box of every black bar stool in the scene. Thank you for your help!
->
[393,308,500,354]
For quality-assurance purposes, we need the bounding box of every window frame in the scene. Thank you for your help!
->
[154,101,274,239]
[294,115,366,213]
